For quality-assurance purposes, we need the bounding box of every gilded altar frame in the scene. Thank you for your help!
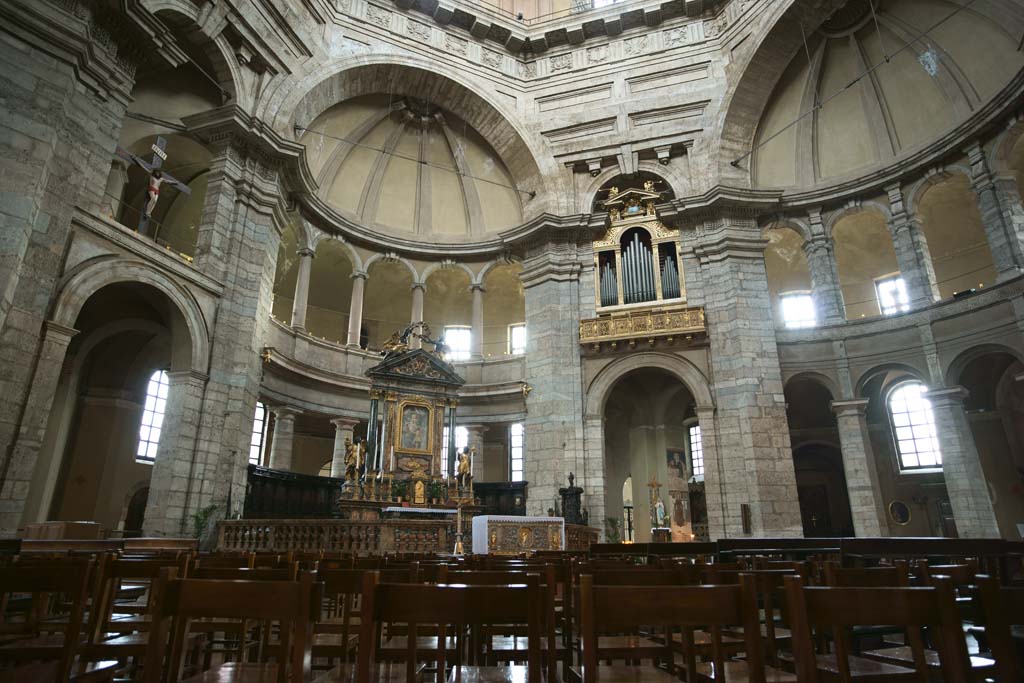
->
[395,398,434,456]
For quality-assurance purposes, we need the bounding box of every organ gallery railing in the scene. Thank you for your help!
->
[579,305,706,349]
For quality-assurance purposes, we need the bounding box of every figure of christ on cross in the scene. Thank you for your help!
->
[115,135,191,237]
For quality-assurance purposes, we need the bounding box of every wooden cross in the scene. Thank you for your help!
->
[115,136,191,235]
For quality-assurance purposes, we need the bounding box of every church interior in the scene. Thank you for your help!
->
[2,0,1024,680]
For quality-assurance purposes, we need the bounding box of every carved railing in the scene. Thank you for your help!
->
[217,518,461,555]
[566,524,600,550]
[579,306,705,349]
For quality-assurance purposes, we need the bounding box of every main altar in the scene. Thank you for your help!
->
[218,325,599,555]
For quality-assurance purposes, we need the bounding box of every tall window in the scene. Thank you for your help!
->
[876,275,910,315]
[250,402,268,466]
[443,325,472,362]
[442,425,468,478]
[510,422,525,482]
[780,292,816,329]
[688,424,704,481]
[508,323,527,356]
[136,370,169,463]
[888,382,941,471]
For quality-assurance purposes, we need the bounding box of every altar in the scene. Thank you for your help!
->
[472,515,565,555]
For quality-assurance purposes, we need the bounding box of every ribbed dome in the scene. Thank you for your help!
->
[300,95,523,240]
[753,0,1024,187]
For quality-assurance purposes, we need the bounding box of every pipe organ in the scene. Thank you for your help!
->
[593,183,685,310]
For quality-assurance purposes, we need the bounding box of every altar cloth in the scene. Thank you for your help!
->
[471,515,565,554]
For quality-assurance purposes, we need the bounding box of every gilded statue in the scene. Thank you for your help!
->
[381,330,409,357]
[456,449,472,488]
[343,437,359,481]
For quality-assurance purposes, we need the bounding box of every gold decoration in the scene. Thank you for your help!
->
[579,306,705,346]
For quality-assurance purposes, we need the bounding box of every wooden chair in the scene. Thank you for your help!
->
[313,569,364,668]
[357,571,543,683]
[974,575,1024,683]
[574,572,768,683]
[0,557,118,682]
[783,574,972,683]
[142,567,316,683]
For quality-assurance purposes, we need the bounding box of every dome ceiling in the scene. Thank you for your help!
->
[300,95,523,241]
[753,0,1024,188]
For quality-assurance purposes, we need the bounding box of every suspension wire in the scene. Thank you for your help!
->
[125,111,189,132]
[731,0,980,168]
[296,126,536,197]
[868,0,890,63]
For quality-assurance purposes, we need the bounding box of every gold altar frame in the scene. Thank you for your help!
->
[395,399,434,456]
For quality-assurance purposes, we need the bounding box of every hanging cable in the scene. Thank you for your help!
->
[867,0,890,63]
[731,0,980,168]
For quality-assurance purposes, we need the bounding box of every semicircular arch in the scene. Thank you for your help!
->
[585,352,713,418]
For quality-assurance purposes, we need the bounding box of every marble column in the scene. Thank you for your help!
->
[410,282,425,349]
[886,184,940,309]
[470,284,485,360]
[927,387,1000,538]
[290,248,315,332]
[268,407,301,472]
[330,417,360,479]
[346,271,367,348]
[831,399,888,536]
[966,143,1024,281]
[804,210,845,324]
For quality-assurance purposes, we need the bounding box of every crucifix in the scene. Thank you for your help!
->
[115,136,191,237]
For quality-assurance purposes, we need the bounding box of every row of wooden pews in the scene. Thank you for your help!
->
[0,545,1022,682]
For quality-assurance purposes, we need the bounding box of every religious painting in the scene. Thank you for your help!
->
[398,402,432,453]
[666,448,687,481]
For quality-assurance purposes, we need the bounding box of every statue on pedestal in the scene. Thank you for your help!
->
[654,498,667,528]
[456,448,473,489]
[343,438,359,482]
[559,472,586,526]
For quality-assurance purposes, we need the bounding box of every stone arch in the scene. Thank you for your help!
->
[262,54,560,216]
[419,261,476,285]
[944,343,1024,388]
[784,370,841,400]
[309,234,362,271]
[52,258,209,375]
[988,116,1024,175]
[585,352,713,419]
[714,0,829,185]
[824,200,893,239]
[476,258,523,287]
[363,253,419,282]
[762,215,812,243]
[905,166,974,216]
[150,6,239,107]
[854,362,930,397]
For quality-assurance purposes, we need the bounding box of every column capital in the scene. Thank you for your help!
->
[461,424,488,436]
[411,281,426,291]
[470,282,486,293]
[42,320,80,342]
[830,398,869,416]
[330,416,361,430]
[694,405,716,417]
[166,369,209,386]
[297,247,315,258]
[924,386,969,405]
[351,270,368,281]
[271,405,302,420]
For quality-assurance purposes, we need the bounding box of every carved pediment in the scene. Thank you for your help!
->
[366,348,465,387]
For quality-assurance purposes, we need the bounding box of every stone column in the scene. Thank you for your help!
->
[103,157,129,221]
[692,211,802,538]
[805,210,845,324]
[694,405,720,539]
[886,184,940,309]
[966,143,1024,280]
[831,399,888,536]
[0,322,78,532]
[268,407,300,472]
[520,244,585,518]
[927,387,1000,538]
[330,417,360,479]
[346,271,367,348]
[470,284,485,359]
[410,282,425,349]
[463,424,487,478]
[143,370,208,536]
[290,248,315,332]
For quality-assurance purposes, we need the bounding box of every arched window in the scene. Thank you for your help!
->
[250,402,268,466]
[137,369,169,463]
[888,381,941,471]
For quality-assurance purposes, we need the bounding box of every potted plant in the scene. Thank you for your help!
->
[392,480,409,505]
[427,480,444,505]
